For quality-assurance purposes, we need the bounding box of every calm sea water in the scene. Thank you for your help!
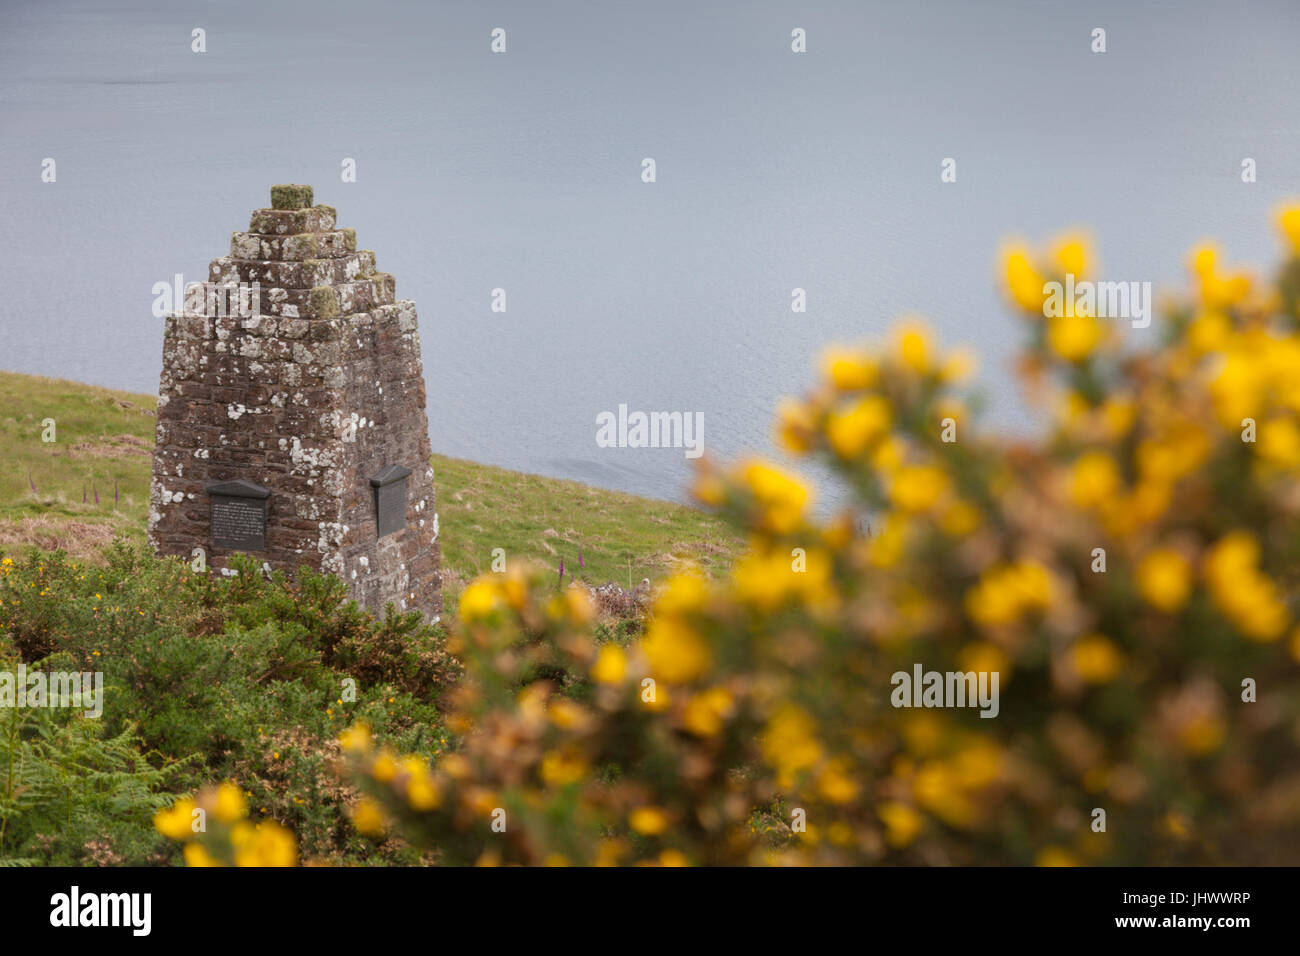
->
[2,0,1299,503]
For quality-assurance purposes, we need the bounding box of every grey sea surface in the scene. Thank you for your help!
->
[2,0,1298,505]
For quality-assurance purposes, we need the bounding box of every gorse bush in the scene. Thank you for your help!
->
[343,212,1300,866]
[0,546,456,865]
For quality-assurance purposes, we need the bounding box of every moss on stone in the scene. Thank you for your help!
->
[287,234,318,258]
[341,228,357,252]
[271,184,314,210]
[309,286,339,319]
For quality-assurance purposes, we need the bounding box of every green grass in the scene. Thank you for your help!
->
[0,370,744,607]
[0,371,157,553]
[432,453,744,606]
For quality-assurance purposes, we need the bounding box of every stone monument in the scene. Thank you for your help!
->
[148,185,441,619]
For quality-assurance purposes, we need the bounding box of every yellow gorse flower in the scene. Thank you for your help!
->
[820,347,878,391]
[1136,548,1192,613]
[1204,532,1287,641]
[1004,246,1047,313]
[153,797,197,841]
[826,395,891,460]
[741,461,811,535]
[1070,634,1124,683]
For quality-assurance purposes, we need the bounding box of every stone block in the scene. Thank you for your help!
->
[271,184,314,210]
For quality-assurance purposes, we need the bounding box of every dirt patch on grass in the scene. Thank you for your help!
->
[108,398,155,416]
[66,434,153,460]
[0,517,119,558]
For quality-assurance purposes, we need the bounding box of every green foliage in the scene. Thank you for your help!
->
[0,643,178,866]
[0,541,457,864]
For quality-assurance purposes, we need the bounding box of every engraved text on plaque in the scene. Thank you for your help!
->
[205,479,271,551]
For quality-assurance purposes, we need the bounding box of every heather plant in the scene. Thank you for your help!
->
[342,212,1300,866]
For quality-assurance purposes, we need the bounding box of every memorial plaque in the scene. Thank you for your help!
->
[370,465,412,538]
[205,479,271,551]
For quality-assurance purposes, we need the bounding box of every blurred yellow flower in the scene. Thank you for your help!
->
[231,821,298,867]
[826,395,891,460]
[643,615,710,683]
[540,748,587,786]
[1277,204,1300,255]
[338,722,372,754]
[817,760,860,805]
[213,782,247,824]
[965,561,1053,628]
[371,750,398,783]
[761,704,823,786]
[458,579,501,623]
[913,761,975,827]
[741,461,810,534]
[1036,846,1079,867]
[1052,233,1090,279]
[629,807,670,836]
[1004,246,1047,313]
[1047,311,1102,362]
[682,686,734,737]
[938,500,981,537]
[1070,634,1124,683]
[1179,714,1226,755]
[590,644,627,685]
[406,775,441,811]
[889,464,950,514]
[1258,417,1300,468]
[153,797,197,841]
[1187,311,1231,354]
[1136,548,1192,613]
[1069,451,1121,508]
[1189,244,1217,277]
[351,797,386,837]
[820,347,877,390]
[1205,531,1287,641]
[183,842,223,867]
[894,320,932,374]
[878,801,924,847]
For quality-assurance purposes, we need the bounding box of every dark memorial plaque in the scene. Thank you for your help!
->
[205,479,271,551]
[370,465,412,538]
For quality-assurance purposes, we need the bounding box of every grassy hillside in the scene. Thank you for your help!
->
[0,371,156,553]
[0,370,743,606]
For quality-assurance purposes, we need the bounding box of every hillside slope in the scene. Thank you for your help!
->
[0,370,743,605]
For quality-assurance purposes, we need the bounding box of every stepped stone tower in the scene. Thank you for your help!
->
[148,185,441,619]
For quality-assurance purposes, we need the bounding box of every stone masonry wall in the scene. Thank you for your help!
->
[148,185,441,620]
